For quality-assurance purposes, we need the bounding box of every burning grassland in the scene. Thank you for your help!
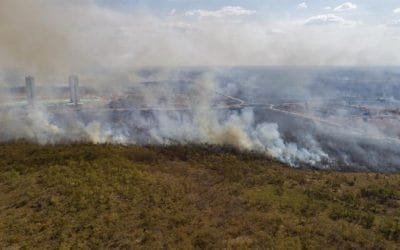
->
[2,69,400,172]
[1,1,400,248]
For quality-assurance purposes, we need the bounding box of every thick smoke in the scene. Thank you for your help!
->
[1,1,400,171]
[0,72,328,168]
[1,0,400,73]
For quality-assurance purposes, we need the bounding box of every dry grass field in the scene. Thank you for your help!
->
[0,142,399,249]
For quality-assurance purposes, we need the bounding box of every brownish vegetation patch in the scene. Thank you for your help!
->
[0,142,399,249]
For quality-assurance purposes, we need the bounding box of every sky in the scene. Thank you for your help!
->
[95,0,400,25]
[1,0,400,73]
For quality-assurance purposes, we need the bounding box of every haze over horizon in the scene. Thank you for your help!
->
[1,0,400,76]
[1,1,400,172]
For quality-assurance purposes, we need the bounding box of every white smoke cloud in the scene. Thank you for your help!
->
[1,0,400,172]
[0,0,399,72]
[0,72,330,168]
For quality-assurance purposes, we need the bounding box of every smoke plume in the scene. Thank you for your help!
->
[1,1,400,171]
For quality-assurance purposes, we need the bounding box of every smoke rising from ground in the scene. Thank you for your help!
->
[0,71,328,168]
[1,1,400,171]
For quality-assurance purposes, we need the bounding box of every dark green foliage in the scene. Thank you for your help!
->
[0,142,399,249]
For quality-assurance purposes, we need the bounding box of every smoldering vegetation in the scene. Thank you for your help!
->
[0,69,327,168]
[1,1,400,172]
[221,66,400,172]
[2,67,400,173]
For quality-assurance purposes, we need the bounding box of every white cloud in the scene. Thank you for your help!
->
[304,14,357,26]
[394,8,400,14]
[324,6,332,11]
[388,19,400,27]
[333,2,357,12]
[184,6,256,19]
[298,2,308,10]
